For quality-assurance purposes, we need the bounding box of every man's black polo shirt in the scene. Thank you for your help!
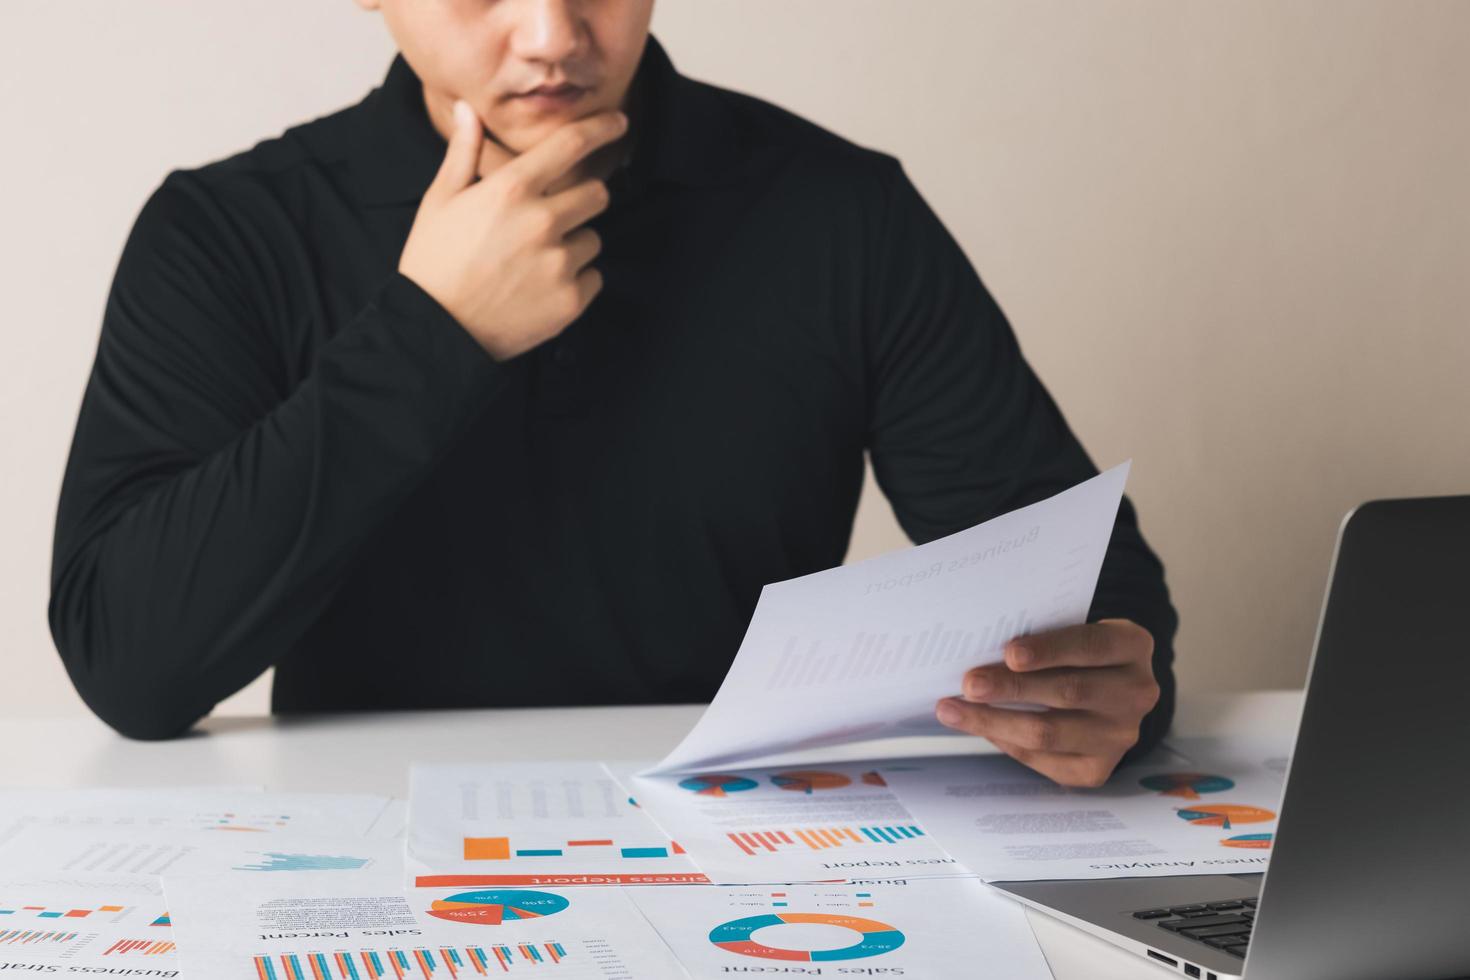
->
[50,35,1178,742]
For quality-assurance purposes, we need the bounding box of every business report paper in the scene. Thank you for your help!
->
[0,824,405,879]
[0,787,392,845]
[163,869,689,979]
[648,463,1131,775]
[883,737,1288,881]
[0,872,179,974]
[407,762,708,888]
[628,877,1054,979]
[610,761,961,885]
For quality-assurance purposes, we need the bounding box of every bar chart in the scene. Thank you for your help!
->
[251,943,572,978]
[726,825,927,856]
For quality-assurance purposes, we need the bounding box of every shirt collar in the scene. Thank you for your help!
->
[347,33,742,207]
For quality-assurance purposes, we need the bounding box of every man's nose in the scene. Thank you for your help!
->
[512,0,586,66]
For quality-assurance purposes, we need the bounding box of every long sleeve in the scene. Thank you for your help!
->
[862,157,1178,754]
[48,171,500,740]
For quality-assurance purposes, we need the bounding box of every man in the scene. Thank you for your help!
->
[49,0,1176,788]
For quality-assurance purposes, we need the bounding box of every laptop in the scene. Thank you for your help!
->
[992,495,1470,980]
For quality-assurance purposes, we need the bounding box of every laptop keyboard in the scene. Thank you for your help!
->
[1132,897,1257,959]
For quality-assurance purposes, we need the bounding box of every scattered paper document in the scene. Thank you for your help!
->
[647,463,1131,774]
[164,869,689,978]
[407,762,707,887]
[367,798,409,839]
[883,737,1288,881]
[0,872,179,973]
[0,787,392,845]
[628,877,1053,979]
[610,761,961,885]
[0,824,404,878]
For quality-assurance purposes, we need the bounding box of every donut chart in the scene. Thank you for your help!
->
[709,912,905,962]
[426,889,570,925]
[1139,772,1235,800]
[1176,805,1275,830]
[771,771,853,794]
[678,774,758,797]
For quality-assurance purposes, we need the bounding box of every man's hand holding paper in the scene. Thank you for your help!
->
[938,618,1160,787]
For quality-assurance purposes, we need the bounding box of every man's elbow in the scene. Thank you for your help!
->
[48,594,206,741]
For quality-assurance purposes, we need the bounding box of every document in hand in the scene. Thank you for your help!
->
[645,462,1131,775]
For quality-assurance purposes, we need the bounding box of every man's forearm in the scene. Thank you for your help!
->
[50,272,498,739]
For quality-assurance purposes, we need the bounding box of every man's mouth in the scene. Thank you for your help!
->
[516,82,588,101]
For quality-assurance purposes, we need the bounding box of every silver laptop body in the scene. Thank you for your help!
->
[993,496,1470,980]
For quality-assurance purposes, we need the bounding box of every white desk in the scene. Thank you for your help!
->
[0,689,1301,979]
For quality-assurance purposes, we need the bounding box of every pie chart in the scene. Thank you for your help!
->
[678,774,758,797]
[426,889,570,925]
[1139,772,1235,800]
[1176,805,1275,830]
[1222,833,1274,849]
[771,771,853,794]
[709,912,905,962]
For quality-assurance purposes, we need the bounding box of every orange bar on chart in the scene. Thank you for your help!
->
[463,837,511,861]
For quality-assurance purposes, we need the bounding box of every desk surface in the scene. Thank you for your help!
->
[2,689,1302,979]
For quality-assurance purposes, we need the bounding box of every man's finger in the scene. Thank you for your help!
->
[562,227,602,271]
[500,111,628,196]
[1004,620,1151,672]
[476,132,516,179]
[962,664,1155,713]
[545,179,612,237]
[425,99,485,203]
[935,698,1136,755]
[987,736,1122,789]
[571,265,604,316]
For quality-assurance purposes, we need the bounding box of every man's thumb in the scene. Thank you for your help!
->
[427,99,482,201]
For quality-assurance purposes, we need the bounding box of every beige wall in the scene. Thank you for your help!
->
[2,1,1466,721]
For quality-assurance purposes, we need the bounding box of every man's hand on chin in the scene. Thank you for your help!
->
[935,619,1160,788]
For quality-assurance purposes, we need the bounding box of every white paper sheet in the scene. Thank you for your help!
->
[610,761,963,885]
[627,877,1054,979]
[0,788,391,845]
[647,463,1131,775]
[163,870,689,978]
[883,738,1288,881]
[0,872,179,973]
[407,762,708,887]
[0,824,404,879]
[367,798,409,840]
